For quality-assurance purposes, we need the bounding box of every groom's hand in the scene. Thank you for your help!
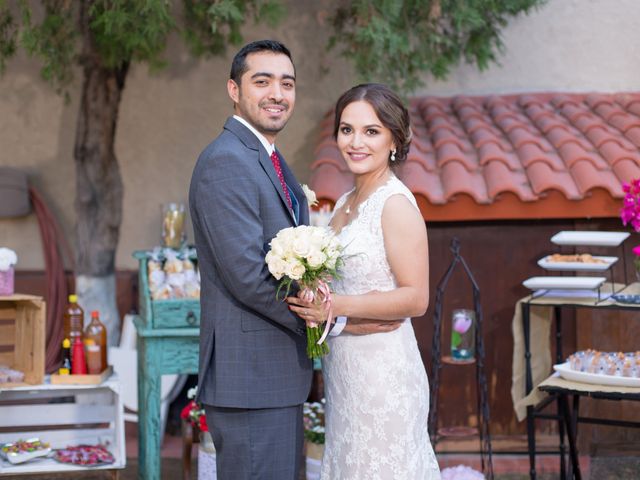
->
[344,318,403,335]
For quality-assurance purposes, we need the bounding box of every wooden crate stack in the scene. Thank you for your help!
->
[0,294,45,387]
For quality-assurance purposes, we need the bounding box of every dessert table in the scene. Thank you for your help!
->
[511,282,640,479]
[537,374,640,479]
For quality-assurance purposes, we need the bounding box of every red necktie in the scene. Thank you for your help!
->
[270,151,292,210]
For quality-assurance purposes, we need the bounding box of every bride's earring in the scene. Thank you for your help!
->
[390,149,397,162]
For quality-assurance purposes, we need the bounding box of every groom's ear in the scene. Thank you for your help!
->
[227,79,240,104]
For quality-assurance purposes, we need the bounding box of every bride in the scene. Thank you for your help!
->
[288,83,440,479]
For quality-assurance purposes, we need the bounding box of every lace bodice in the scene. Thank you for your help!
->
[330,175,413,296]
[320,175,441,480]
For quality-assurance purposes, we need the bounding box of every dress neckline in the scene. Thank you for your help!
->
[331,175,397,237]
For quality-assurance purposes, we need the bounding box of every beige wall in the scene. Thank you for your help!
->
[1,0,638,269]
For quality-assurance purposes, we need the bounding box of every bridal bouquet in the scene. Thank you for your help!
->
[265,225,343,358]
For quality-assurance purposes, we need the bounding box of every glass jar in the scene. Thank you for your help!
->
[162,203,186,249]
[451,309,475,361]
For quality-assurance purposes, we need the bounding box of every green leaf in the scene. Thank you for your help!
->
[451,331,462,348]
[328,0,546,94]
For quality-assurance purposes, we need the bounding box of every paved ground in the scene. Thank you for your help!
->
[3,456,640,479]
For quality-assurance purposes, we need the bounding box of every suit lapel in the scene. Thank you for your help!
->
[225,117,303,225]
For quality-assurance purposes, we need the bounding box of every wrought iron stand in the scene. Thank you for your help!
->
[429,238,494,479]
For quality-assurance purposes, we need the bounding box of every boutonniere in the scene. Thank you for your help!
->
[301,184,318,207]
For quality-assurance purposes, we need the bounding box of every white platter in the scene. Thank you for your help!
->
[0,442,51,465]
[550,231,630,247]
[553,362,640,388]
[538,255,618,272]
[522,276,606,290]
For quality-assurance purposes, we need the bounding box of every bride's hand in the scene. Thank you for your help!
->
[286,295,331,327]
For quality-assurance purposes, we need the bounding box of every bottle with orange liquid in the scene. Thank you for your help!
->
[63,294,84,366]
[84,311,108,374]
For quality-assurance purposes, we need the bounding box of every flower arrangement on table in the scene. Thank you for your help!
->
[303,400,325,445]
[180,386,208,433]
[303,399,325,470]
[620,179,640,275]
[0,247,17,296]
[265,225,343,358]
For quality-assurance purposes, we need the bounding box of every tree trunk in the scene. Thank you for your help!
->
[73,3,129,345]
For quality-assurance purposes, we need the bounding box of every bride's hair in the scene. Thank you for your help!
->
[333,83,412,165]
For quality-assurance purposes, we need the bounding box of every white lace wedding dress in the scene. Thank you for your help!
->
[321,175,441,480]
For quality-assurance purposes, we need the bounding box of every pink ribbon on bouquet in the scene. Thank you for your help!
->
[300,280,333,345]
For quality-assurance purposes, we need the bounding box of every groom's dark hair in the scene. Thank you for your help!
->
[230,40,294,84]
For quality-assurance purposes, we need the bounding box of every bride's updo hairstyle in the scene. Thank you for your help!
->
[333,83,412,166]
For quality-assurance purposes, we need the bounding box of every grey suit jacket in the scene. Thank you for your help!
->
[189,117,313,409]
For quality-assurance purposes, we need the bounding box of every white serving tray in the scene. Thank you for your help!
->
[522,276,607,290]
[554,362,640,388]
[550,231,630,247]
[0,440,51,465]
[538,255,618,272]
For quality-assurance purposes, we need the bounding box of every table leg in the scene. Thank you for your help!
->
[522,302,537,480]
[138,337,163,480]
[560,394,581,480]
[182,418,194,480]
[553,306,567,479]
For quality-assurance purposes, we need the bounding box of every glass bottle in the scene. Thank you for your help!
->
[63,294,84,342]
[58,338,71,375]
[84,310,108,374]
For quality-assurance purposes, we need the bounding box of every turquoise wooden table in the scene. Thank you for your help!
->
[133,251,200,480]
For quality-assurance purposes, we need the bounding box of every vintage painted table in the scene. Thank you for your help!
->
[133,251,200,480]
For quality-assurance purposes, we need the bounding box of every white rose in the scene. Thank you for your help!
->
[292,232,312,257]
[286,260,306,280]
[309,227,328,251]
[307,251,327,269]
[269,238,285,257]
[267,255,287,280]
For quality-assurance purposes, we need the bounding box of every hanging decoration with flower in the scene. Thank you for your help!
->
[180,386,208,432]
[620,179,640,275]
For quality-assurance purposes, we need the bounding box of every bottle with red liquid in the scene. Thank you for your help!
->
[84,311,108,374]
[71,336,87,374]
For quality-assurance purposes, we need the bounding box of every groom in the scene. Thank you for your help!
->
[189,40,312,479]
[190,40,402,479]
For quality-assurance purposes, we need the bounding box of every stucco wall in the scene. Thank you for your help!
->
[1,0,639,269]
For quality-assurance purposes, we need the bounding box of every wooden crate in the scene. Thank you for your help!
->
[0,294,45,387]
[0,377,125,475]
[133,251,200,329]
[50,365,114,385]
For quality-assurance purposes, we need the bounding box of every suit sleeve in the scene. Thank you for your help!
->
[192,149,304,334]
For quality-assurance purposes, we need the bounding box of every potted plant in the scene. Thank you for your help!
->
[620,179,640,280]
[181,386,216,480]
[0,248,17,296]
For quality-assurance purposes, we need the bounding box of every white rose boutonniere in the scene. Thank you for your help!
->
[301,184,318,207]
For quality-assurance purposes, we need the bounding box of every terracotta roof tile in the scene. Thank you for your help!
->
[309,92,640,220]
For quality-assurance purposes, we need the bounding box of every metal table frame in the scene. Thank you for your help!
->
[537,381,640,480]
[521,293,640,479]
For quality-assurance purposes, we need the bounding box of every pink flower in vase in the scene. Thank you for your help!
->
[453,315,472,334]
[632,246,640,257]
